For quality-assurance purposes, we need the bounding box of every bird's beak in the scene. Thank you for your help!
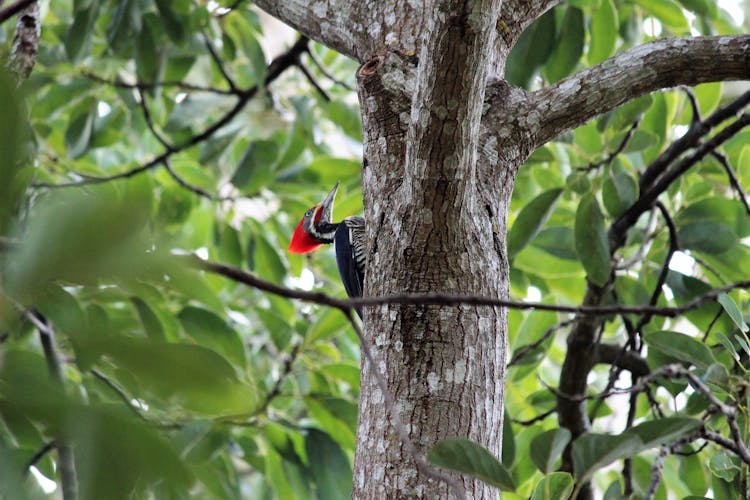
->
[317,181,339,223]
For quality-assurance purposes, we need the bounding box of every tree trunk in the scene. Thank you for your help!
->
[353,43,516,498]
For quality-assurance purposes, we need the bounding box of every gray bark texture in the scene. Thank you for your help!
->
[253,0,750,498]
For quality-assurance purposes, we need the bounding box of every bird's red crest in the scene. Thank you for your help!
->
[288,216,323,254]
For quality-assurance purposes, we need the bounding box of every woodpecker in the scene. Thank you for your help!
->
[288,182,366,318]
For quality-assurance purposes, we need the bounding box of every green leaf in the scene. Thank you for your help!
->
[505,10,556,87]
[306,156,362,186]
[635,0,689,31]
[602,165,638,218]
[157,186,194,226]
[252,230,287,283]
[574,194,611,286]
[530,472,575,500]
[626,417,702,451]
[601,95,654,131]
[72,405,193,499]
[678,447,709,496]
[154,0,186,44]
[572,420,701,483]
[530,428,571,474]
[65,2,99,63]
[716,293,748,332]
[572,433,641,481]
[533,226,578,260]
[623,130,659,153]
[715,332,740,361]
[65,102,96,159]
[305,429,352,499]
[588,0,618,64]
[428,438,515,491]
[643,331,716,370]
[132,297,167,341]
[307,307,348,343]
[543,7,585,83]
[135,20,160,83]
[514,245,585,280]
[678,0,716,17]
[231,139,279,191]
[502,409,516,466]
[95,336,255,416]
[323,100,362,141]
[317,363,360,388]
[678,221,737,254]
[178,306,247,368]
[304,398,356,451]
[735,334,750,358]
[107,0,140,50]
[508,188,563,260]
[708,450,740,482]
[677,197,750,238]
[243,33,267,86]
[5,180,154,296]
[694,82,723,116]
[566,171,591,194]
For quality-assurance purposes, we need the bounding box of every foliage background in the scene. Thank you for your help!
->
[1,0,749,498]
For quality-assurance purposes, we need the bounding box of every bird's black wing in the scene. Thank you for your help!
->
[334,217,366,318]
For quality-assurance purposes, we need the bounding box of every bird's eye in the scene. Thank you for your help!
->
[305,209,313,217]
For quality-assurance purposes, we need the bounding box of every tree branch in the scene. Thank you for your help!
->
[593,344,649,377]
[611,111,750,245]
[0,0,35,24]
[526,35,750,146]
[251,0,362,60]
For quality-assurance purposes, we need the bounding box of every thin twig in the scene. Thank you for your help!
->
[305,47,354,91]
[633,201,679,337]
[507,319,575,367]
[203,31,238,92]
[712,150,750,216]
[615,207,659,270]
[197,256,750,318]
[683,86,703,125]
[82,71,236,95]
[576,119,641,172]
[647,432,701,499]
[297,61,331,101]
[90,369,182,429]
[162,159,234,201]
[253,341,302,416]
[136,88,174,151]
[511,407,556,426]
[24,441,56,473]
